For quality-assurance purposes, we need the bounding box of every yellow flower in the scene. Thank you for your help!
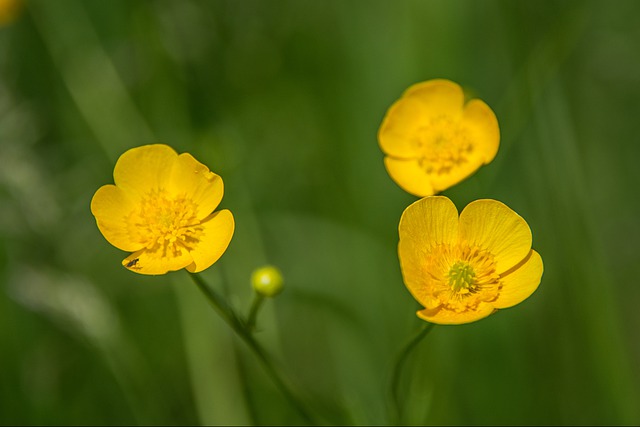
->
[378,79,500,197]
[398,196,542,325]
[90,144,234,275]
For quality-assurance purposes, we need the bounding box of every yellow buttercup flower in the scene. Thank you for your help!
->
[91,144,234,275]
[398,196,542,325]
[378,79,500,197]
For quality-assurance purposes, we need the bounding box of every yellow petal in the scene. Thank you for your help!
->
[493,250,543,309]
[461,99,500,163]
[399,196,459,305]
[427,156,486,194]
[168,153,224,220]
[90,184,141,251]
[399,196,459,249]
[122,246,193,276]
[416,302,496,325]
[378,97,428,158]
[113,144,177,198]
[459,199,532,274]
[186,209,235,273]
[384,157,435,197]
[402,79,465,118]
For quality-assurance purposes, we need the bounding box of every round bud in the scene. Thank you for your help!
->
[251,265,284,297]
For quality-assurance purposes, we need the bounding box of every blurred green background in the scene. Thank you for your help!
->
[2,0,640,425]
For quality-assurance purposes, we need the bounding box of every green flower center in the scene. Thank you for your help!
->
[448,261,476,293]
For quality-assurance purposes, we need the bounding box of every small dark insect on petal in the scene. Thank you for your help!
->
[126,258,139,268]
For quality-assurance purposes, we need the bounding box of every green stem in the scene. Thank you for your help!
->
[389,322,436,424]
[188,272,318,425]
[246,294,265,332]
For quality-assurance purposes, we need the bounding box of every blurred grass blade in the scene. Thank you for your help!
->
[28,0,155,162]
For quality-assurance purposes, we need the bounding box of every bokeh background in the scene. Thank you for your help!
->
[2,0,640,425]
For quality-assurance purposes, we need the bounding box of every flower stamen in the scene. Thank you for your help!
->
[130,189,203,257]
[415,116,474,175]
[448,261,476,293]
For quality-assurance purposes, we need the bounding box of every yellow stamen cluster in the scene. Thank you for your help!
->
[130,189,203,257]
[425,243,501,313]
[415,116,474,175]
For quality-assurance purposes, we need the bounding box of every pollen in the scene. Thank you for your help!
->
[130,189,203,257]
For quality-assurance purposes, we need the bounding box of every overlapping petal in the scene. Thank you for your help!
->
[378,97,429,158]
[186,210,235,273]
[168,153,224,220]
[493,250,543,309]
[123,246,193,276]
[460,99,500,164]
[402,79,465,118]
[384,158,435,197]
[399,196,459,249]
[427,158,483,194]
[113,144,177,199]
[459,199,532,274]
[417,302,495,325]
[399,196,458,308]
[90,184,140,252]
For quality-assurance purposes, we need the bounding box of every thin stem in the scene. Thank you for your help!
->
[389,322,436,424]
[246,294,265,332]
[188,272,318,425]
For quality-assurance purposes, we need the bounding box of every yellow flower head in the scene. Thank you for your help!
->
[90,144,235,275]
[398,196,542,324]
[378,79,500,197]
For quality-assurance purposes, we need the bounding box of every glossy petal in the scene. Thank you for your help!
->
[417,302,496,325]
[399,196,459,305]
[113,144,177,198]
[384,157,435,197]
[459,199,532,274]
[461,99,500,163]
[427,157,485,194]
[398,254,436,311]
[402,79,465,118]
[90,184,141,251]
[399,196,459,249]
[378,97,429,158]
[168,153,224,220]
[493,250,543,309]
[122,246,193,276]
[186,209,235,273]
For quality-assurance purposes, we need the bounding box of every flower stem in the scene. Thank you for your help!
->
[188,272,318,425]
[389,322,436,424]
[246,293,265,332]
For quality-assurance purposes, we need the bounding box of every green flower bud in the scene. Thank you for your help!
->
[251,265,284,297]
